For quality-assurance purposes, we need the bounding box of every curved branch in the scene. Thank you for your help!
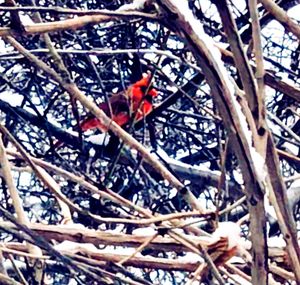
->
[0,10,157,37]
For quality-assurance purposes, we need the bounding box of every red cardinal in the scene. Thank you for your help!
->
[80,73,157,132]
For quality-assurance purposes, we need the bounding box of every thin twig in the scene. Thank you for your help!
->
[118,233,159,265]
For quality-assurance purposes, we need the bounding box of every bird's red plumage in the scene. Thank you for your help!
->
[80,73,157,132]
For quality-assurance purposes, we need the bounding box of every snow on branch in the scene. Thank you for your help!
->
[160,0,268,190]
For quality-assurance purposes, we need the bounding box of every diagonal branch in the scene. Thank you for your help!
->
[259,0,300,40]
[214,1,259,117]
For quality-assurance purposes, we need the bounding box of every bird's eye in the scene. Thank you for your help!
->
[140,85,148,94]
[144,94,153,103]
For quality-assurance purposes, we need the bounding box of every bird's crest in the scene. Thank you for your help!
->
[132,72,157,97]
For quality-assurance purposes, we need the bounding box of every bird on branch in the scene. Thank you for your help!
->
[80,72,158,133]
[51,73,157,151]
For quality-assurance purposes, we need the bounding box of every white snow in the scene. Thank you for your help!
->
[54,240,98,252]
[86,133,110,145]
[177,252,203,262]
[0,90,23,107]
[212,222,241,250]
[268,236,286,247]
[117,0,147,12]
[132,227,156,236]
[156,146,221,174]
[19,13,34,25]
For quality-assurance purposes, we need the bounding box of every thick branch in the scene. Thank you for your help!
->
[155,1,269,284]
